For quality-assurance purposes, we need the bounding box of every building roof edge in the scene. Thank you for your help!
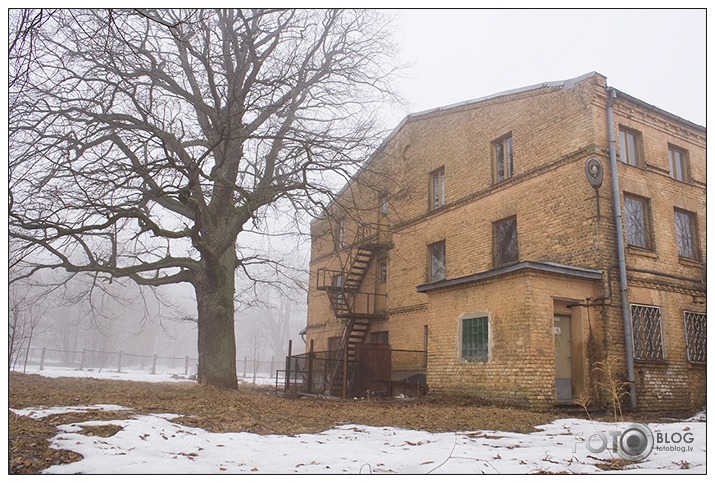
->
[416,261,603,293]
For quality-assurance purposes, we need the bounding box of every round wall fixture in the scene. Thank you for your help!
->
[585,157,603,189]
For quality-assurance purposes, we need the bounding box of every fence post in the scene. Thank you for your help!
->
[151,354,157,375]
[307,339,314,393]
[185,355,190,376]
[342,345,348,399]
[117,351,123,373]
[243,356,247,378]
[80,349,86,370]
[285,340,292,392]
[40,347,46,371]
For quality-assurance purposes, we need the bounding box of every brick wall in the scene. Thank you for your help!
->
[305,73,706,411]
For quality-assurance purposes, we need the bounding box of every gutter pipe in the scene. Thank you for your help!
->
[606,87,637,411]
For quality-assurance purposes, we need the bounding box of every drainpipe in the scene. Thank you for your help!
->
[606,88,637,411]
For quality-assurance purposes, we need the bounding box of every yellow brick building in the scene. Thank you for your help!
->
[303,72,705,411]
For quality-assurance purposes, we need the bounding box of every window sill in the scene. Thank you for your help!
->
[626,246,657,259]
[678,257,703,268]
[461,358,488,364]
[492,177,514,187]
[618,158,646,170]
[634,359,668,366]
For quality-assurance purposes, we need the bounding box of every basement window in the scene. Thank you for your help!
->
[631,304,664,361]
[684,311,706,363]
[461,316,489,362]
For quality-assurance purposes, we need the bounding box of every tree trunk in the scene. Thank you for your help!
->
[194,250,238,389]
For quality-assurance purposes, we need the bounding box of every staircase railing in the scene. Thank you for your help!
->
[317,221,392,396]
[356,222,392,248]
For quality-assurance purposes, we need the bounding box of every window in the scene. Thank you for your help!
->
[428,241,446,282]
[429,167,445,210]
[493,134,513,182]
[335,217,346,249]
[631,304,664,361]
[332,273,345,307]
[619,127,642,167]
[369,331,389,345]
[684,312,706,363]
[674,208,699,260]
[668,145,690,182]
[378,259,388,283]
[462,316,489,361]
[623,194,653,250]
[379,193,389,216]
[493,216,518,266]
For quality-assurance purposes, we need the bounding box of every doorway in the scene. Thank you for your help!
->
[554,315,573,400]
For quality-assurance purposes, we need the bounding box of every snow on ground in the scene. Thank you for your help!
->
[20,365,277,387]
[11,368,708,475]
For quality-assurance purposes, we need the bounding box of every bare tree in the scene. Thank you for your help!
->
[8,283,47,370]
[9,9,399,388]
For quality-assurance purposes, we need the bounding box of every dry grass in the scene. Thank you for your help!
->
[8,372,698,474]
[9,372,563,474]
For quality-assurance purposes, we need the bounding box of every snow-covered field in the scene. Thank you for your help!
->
[11,368,708,475]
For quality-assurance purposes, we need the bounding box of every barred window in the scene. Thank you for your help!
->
[674,208,699,260]
[494,216,518,266]
[684,312,706,363]
[631,304,664,361]
[624,194,653,250]
[462,316,489,361]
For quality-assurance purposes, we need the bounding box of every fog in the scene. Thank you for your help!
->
[9,232,309,380]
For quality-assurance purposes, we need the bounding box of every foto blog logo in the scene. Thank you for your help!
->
[580,423,655,461]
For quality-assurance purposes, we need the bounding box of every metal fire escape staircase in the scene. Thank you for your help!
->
[316,223,391,396]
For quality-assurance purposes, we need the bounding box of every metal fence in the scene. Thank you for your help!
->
[284,346,427,398]
[13,346,280,383]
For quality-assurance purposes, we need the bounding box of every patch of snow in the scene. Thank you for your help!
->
[9,405,706,475]
[12,367,707,474]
